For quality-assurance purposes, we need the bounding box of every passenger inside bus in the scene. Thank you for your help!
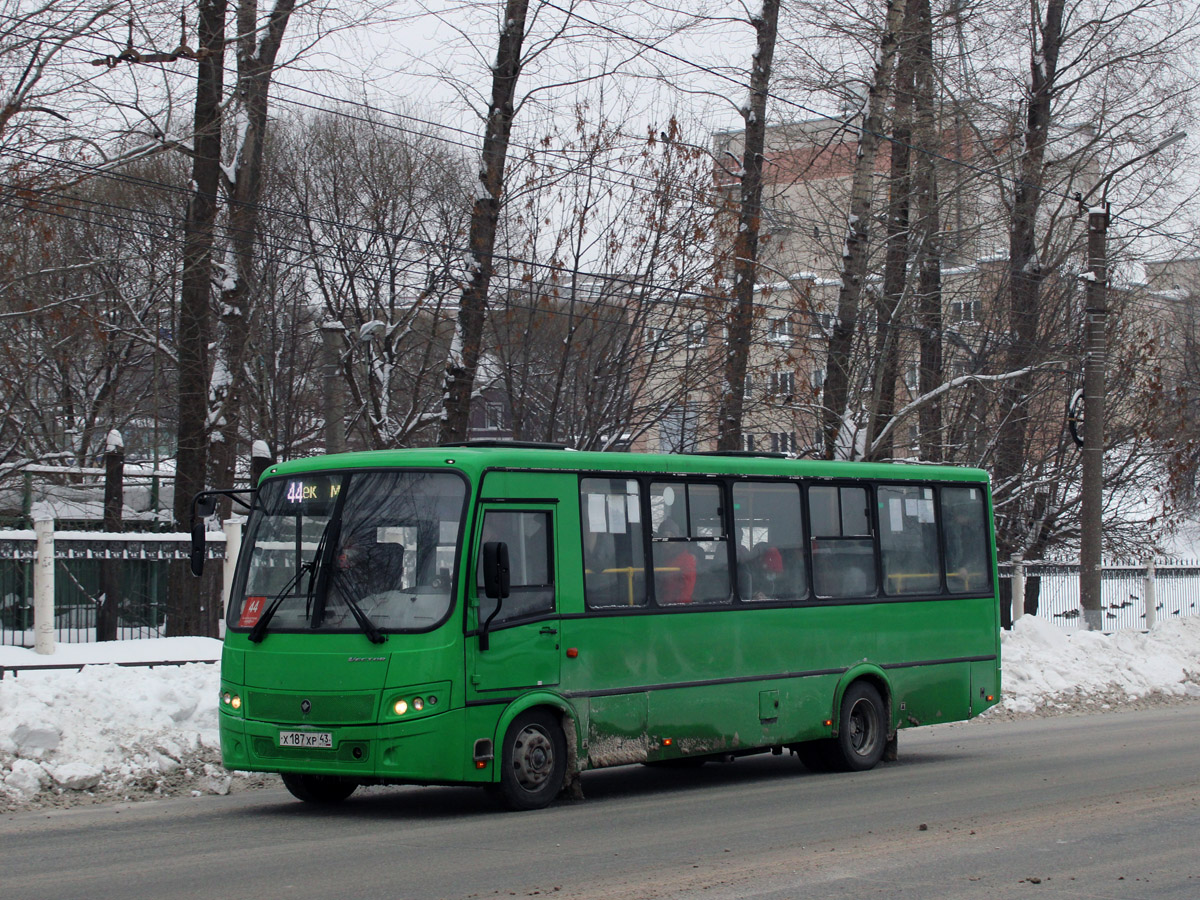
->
[749,542,784,600]
[655,518,696,604]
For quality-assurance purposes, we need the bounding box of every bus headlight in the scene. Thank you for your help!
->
[387,683,450,720]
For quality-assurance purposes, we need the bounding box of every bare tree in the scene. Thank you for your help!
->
[716,0,780,451]
[280,106,472,448]
[488,113,728,449]
[206,0,301,495]
[819,0,907,459]
[438,0,533,443]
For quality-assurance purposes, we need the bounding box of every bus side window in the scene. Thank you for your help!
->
[942,487,990,592]
[878,485,941,595]
[733,481,806,602]
[581,478,648,608]
[476,510,554,625]
[809,485,877,599]
[649,481,732,606]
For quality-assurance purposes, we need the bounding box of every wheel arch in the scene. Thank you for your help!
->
[831,665,893,738]
[493,691,581,781]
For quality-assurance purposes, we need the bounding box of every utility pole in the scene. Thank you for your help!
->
[1079,204,1108,631]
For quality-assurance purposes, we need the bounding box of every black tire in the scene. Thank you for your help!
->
[830,681,887,772]
[498,710,567,811]
[280,772,358,804]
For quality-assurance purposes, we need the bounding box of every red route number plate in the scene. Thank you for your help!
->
[238,596,267,628]
[278,731,333,749]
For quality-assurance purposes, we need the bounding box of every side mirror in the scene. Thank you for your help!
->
[479,541,510,652]
[482,541,510,600]
[189,492,217,577]
[189,520,207,576]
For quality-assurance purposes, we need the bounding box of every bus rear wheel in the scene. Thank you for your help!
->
[280,772,359,804]
[499,710,567,811]
[831,681,887,772]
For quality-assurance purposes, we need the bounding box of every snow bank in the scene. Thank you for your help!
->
[998,615,1200,714]
[1,660,221,807]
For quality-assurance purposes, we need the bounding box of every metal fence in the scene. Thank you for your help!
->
[999,560,1200,630]
[0,529,227,647]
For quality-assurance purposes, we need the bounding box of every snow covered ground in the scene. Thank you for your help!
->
[2,617,1199,812]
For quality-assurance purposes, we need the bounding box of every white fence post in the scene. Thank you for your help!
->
[222,517,243,616]
[1011,553,1025,625]
[33,518,55,655]
[1144,558,1156,630]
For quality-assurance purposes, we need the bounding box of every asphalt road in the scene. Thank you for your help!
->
[2,705,1198,900]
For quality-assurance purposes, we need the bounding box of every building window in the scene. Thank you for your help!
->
[770,431,796,454]
[686,321,706,349]
[951,299,982,323]
[768,317,794,344]
[744,433,756,452]
[484,402,505,431]
[810,312,834,337]
[810,368,825,390]
[769,371,795,395]
[645,326,665,349]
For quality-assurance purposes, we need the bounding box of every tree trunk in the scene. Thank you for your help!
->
[439,0,530,444]
[866,0,920,461]
[168,0,226,637]
[821,0,907,459]
[210,0,298,498]
[717,0,780,452]
[912,0,943,461]
[994,0,1065,552]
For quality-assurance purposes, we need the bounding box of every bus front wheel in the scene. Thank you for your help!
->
[498,710,567,811]
[280,772,358,804]
[831,681,887,772]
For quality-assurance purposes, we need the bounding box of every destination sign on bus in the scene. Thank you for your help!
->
[283,476,340,513]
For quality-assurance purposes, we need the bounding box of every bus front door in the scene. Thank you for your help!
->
[468,506,561,693]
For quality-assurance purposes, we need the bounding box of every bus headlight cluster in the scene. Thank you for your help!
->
[392,694,438,716]
[221,691,242,710]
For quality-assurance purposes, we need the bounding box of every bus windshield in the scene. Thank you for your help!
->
[229,470,467,635]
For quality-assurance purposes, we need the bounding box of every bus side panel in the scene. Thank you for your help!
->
[888,663,970,728]
[970,658,1001,717]
[568,604,874,763]
[873,596,996,728]
[584,693,650,767]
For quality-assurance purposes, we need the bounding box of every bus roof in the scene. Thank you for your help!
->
[260,445,990,486]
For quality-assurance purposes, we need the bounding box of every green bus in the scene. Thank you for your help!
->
[200,444,1000,810]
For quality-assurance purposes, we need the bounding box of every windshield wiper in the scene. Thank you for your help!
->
[308,520,386,644]
[248,520,334,643]
[247,557,316,643]
[340,591,387,644]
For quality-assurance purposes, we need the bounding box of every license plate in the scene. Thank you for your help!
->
[278,731,333,749]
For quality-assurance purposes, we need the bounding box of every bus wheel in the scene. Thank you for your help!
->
[831,682,887,772]
[499,710,567,811]
[280,773,358,804]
